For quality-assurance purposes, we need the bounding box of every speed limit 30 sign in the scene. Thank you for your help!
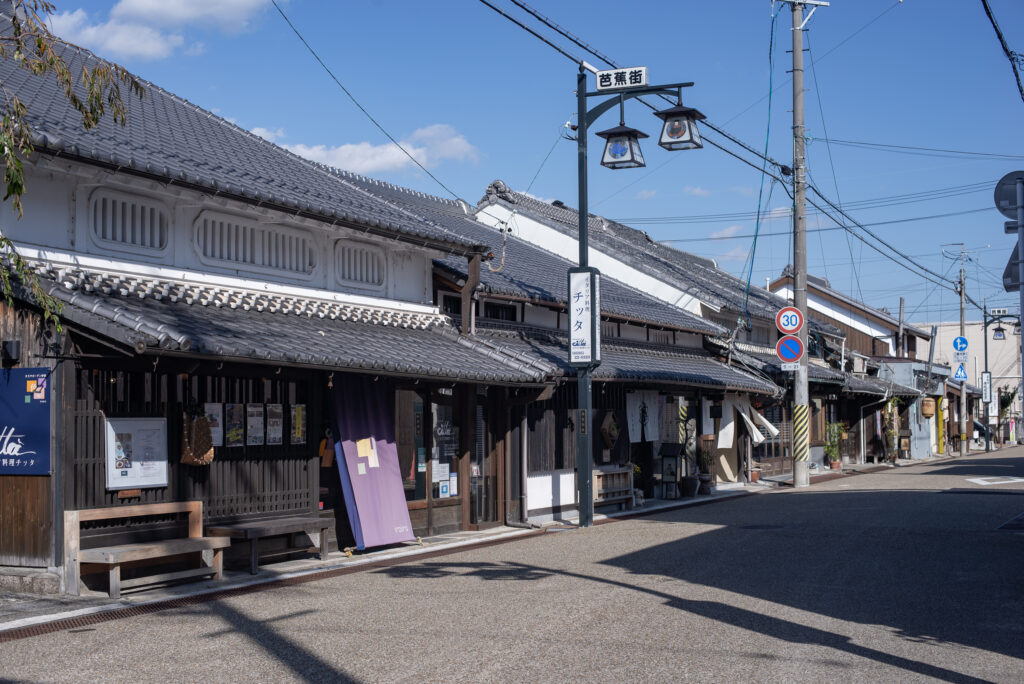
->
[776,306,805,335]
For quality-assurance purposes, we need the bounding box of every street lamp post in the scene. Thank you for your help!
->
[573,64,700,527]
[982,309,1020,452]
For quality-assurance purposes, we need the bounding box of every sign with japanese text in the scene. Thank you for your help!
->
[982,371,992,404]
[0,368,51,476]
[105,417,168,490]
[595,66,648,92]
[568,267,601,367]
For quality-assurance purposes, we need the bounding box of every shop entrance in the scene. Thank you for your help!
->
[470,397,504,529]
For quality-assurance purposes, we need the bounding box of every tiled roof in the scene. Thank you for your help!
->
[475,324,782,395]
[845,374,921,397]
[330,170,725,336]
[724,341,846,384]
[0,17,483,256]
[778,267,931,340]
[478,180,842,336]
[26,271,549,385]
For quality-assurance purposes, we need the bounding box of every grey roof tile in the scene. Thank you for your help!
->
[0,20,483,255]
[476,324,781,395]
[329,170,724,336]
[478,180,843,336]
[30,276,547,384]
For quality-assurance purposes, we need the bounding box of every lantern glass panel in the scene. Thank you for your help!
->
[659,116,702,150]
[994,326,1006,340]
[601,135,645,169]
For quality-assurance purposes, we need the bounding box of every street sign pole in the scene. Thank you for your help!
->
[1017,175,1023,447]
[960,247,968,458]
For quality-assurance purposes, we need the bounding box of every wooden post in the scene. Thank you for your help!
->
[62,510,80,595]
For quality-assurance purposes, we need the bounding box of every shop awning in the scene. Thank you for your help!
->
[476,325,782,395]
[31,273,552,385]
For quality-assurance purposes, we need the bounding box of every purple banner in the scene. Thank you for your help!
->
[334,379,414,550]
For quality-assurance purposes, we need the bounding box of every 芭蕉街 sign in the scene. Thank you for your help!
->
[0,367,51,476]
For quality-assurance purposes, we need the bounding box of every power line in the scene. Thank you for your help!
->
[980,0,1024,105]
[476,0,581,64]
[807,136,1024,160]
[270,1,463,201]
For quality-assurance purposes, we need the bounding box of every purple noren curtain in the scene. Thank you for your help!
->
[334,378,415,550]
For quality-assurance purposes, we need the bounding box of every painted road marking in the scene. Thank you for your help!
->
[967,476,1024,486]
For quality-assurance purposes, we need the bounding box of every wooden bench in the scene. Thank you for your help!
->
[207,516,331,575]
[64,501,230,598]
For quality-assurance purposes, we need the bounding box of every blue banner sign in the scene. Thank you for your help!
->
[0,367,51,476]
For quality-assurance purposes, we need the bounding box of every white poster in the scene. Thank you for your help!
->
[449,473,458,497]
[204,403,223,447]
[266,404,283,445]
[247,404,264,446]
[105,417,168,490]
[433,462,450,483]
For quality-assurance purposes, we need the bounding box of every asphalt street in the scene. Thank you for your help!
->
[2,450,1023,683]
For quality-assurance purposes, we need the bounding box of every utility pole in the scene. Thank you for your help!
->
[781,0,828,487]
[959,245,968,457]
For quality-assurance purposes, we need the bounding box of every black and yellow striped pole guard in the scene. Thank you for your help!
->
[793,403,810,463]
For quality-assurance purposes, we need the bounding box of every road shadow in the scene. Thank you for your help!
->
[598,488,1024,666]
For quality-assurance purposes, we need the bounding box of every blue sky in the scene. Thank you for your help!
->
[47,0,1024,324]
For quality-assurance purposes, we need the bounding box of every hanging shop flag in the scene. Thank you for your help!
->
[0,368,51,475]
[334,379,415,550]
[625,390,659,443]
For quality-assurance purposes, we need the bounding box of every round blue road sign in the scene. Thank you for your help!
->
[776,335,804,363]
[953,336,968,352]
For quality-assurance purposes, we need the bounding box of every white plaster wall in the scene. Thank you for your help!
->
[9,159,440,307]
[1,165,75,251]
[775,284,895,354]
[619,323,648,342]
[527,470,577,513]
[477,204,710,315]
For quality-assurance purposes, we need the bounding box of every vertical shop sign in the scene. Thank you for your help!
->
[0,368,51,475]
[568,267,601,367]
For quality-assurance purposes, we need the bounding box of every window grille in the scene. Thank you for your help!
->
[90,190,169,253]
[195,212,316,276]
[335,242,386,288]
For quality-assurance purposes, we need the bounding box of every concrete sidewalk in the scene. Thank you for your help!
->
[0,487,757,634]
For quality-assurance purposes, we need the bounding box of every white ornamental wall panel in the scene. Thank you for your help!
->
[89,188,171,257]
[194,211,317,279]
[334,240,387,293]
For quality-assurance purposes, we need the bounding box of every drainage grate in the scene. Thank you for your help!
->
[0,529,544,644]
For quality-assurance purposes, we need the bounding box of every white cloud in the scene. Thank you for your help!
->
[683,186,710,197]
[51,0,269,60]
[251,126,285,143]
[716,246,750,262]
[50,9,183,60]
[635,189,656,200]
[766,206,792,219]
[111,0,270,30]
[283,124,478,175]
[710,224,743,239]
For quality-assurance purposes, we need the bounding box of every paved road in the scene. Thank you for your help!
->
[3,451,1024,683]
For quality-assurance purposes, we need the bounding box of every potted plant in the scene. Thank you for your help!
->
[824,421,844,470]
[697,434,716,494]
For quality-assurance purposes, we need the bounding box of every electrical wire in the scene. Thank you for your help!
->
[807,30,862,302]
[807,137,1024,160]
[743,4,780,326]
[980,0,1024,105]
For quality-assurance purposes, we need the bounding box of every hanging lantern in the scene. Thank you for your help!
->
[653,103,706,151]
[595,124,648,169]
[994,325,1006,340]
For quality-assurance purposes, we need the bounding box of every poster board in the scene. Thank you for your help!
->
[105,417,168,490]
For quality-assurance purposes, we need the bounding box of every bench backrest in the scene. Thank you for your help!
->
[63,501,204,595]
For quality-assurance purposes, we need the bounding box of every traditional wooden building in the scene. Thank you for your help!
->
[0,38,547,593]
